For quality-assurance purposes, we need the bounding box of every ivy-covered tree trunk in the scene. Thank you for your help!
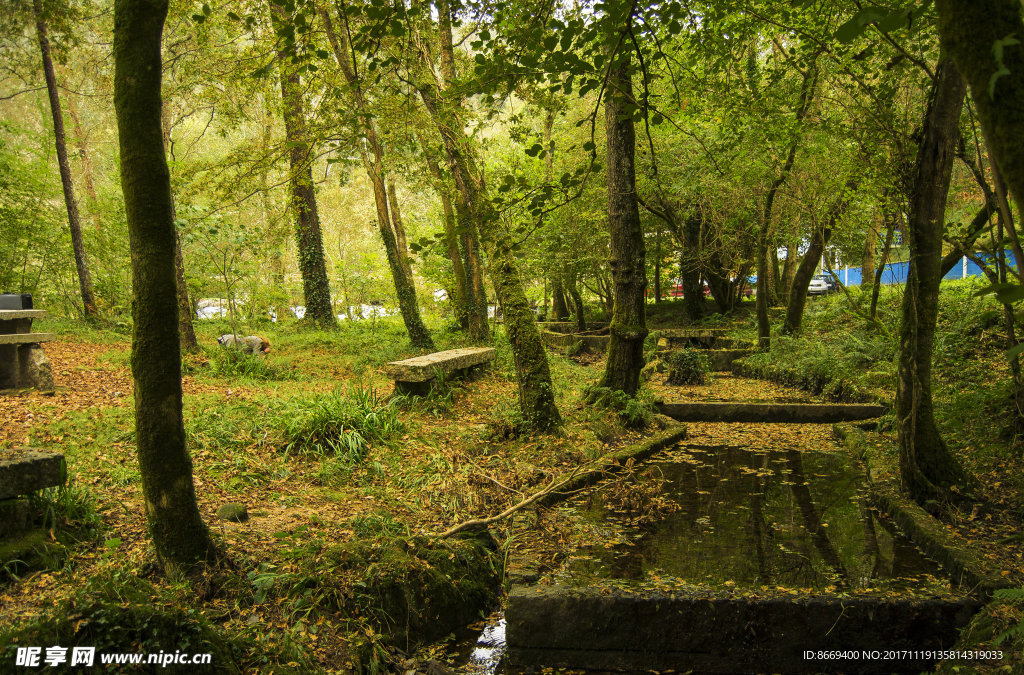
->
[937,0,1024,220]
[35,0,97,317]
[276,49,335,328]
[321,8,433,348]
[896,57,972,505]
[597,54,647,397]
[113,0,215,570]
[782,224,830,335]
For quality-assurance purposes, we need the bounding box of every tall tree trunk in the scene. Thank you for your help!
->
[414,0,560,428]
[597,53,647,397]
[275,20,335,328]
[113,0,214,570]
[387,176,414,279]
[937,0,1024,224]
[896,57,971,505]
[321,7,433,347]
[782,223,831,335]
[65,90,101,232]
[161,99,199,353]
[566,271,586,333]
[757,66,817,350]
[35,0,97,317]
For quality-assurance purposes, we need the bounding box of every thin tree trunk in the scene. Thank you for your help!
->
[65,90,101,232]
[782,223,831,336]
[35,0,96,317]
[551,277,569,319]
[597,52,647,396]
[275,13,335,328]
[419,132,470,330]
[566,271,586,334]
[870,218,896,322]
[414,0,559,428]
[654,225,661,303]
[757,66,817,350]
[779,220,799,304]
[113,0,214,570]
[161,99,199,353]
[861,218,879,295]
[896,57,971,505]
[321,7,432,346]
[387,176,414,279]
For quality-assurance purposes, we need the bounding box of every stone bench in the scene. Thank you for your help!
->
[385,347,496,395]
[0,310,55,390]
[1,448,66,538]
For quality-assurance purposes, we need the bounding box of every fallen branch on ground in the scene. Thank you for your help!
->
[434,463,605,539]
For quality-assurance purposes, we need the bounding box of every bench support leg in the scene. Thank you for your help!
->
[16,344,53,390]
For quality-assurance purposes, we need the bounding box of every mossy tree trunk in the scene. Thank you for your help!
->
[860,218,879,297]
[896,57,972,505]
[414,0,560,429]
[639,197,702,322]
[35,0,97,318]
[936,0,1024,225]
[113,0,215,570]
[597,53,647,397]
[321,8,433,348]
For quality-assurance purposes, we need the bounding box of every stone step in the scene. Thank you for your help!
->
[0,332,55,344]
[657,402,887,423]
[0,448,65,500]
[537,321,609,335]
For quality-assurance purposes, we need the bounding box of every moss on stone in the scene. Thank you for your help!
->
[0,600,243,674]
[315,535,500,651]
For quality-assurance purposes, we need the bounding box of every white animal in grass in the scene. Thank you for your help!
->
[217,334,271,356]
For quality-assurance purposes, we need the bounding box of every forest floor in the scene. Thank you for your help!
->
[1,289,1023,674]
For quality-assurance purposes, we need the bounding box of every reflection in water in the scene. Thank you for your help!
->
[453,615,506,674]
[562,445,945,592]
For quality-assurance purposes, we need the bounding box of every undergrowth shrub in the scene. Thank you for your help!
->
[584,386,655,428]
[276,386,404,463]
[207,347,294,380]
[665,348,710,385]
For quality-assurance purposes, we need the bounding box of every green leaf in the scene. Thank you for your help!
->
[1007,342,1024,363]
[226,11,240,21]
[202,3,211,15]
[543,35,558,50]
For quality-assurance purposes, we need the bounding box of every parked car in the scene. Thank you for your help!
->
[807,276,831,296]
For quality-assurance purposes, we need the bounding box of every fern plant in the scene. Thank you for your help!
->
[993,587,1024,645]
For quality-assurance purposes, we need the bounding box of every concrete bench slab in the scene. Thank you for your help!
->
[0,448,66,500]
[540,331,609,353]
[0,333,55,344]
[537,322,609,335]
[386,347,495,394]
[657,402,887,423]
[0,310,48,321]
